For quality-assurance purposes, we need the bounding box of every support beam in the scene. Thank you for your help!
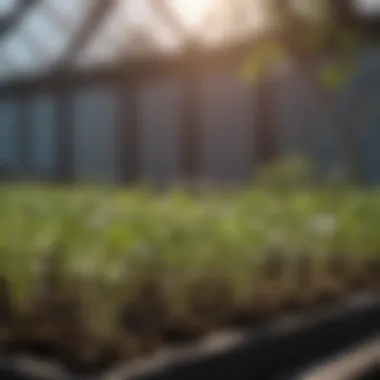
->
[150,0,188,38]
[181,55,200,179]
[118,75,140,183]
[57,0,116,68]
[38,1,75,34]
[55,70,74,182]
[255,77,278,164]
[17,92,33,177]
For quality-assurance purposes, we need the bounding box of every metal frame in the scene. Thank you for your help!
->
[1,45,277,184]
[57,0,116,68]
[0,1,279,184]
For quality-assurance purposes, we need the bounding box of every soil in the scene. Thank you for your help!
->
[0,259,378,375]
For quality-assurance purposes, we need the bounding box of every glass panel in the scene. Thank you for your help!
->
[0,0,19,15]
[19,4,67,60]
[138,77,183,182]
[275,73,304,154]
[141,1,182,49]
[199,70,254,181]
[50,0,89,25]
[72,86,120,183]
[0,0,187,78]
[0,54,16,79]
[0,0,92,80]
[1,32,42,76]
[76,0,180,67]
[0,100,18,172]
[31,94,57,179]
[76,2,128,67]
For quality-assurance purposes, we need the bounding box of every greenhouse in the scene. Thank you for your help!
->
[0,0,380,184]
[0,2,379,379]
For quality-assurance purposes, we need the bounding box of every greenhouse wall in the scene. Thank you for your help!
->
[138,76,183,183]
[30,93,58,179]
[72,86,120,183]
[0,47,380,184]
[276,48,380,184]
[0,100,18,176]
[199,69,255,182]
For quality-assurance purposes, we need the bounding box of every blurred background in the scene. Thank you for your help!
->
[0,1,379,379]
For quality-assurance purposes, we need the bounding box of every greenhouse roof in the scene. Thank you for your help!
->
[0,0,270,84]
[0,0,378,85]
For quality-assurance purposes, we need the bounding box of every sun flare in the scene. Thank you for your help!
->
[171,0,214,27]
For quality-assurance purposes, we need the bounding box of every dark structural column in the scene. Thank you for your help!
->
[55,70,74,182]
[16,91,33,178]
[181,47,201,180]
[255,77,278,165]
[118,71,140,183]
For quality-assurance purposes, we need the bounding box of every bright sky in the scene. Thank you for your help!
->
[353,0,380,15]
[0,0,18,15]
[170,0,214,28]
[0,0,266,76]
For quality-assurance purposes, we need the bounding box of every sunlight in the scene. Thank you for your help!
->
[353,0,380,16]
[170,0,214,28]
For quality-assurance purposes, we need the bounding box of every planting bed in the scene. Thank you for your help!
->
[299,336,380,380]
[0,184,379,376]
[0,293,379,380]
[357,366,380,380]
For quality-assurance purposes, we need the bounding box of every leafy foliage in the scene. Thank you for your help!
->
[0,182,378,303]
[0,182,378,368]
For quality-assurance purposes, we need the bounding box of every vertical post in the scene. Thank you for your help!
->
[255,77,278,165]
[118,71,140,183]
[181,48,200,180]
[17,91,32,179]
[55,70,74,182]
